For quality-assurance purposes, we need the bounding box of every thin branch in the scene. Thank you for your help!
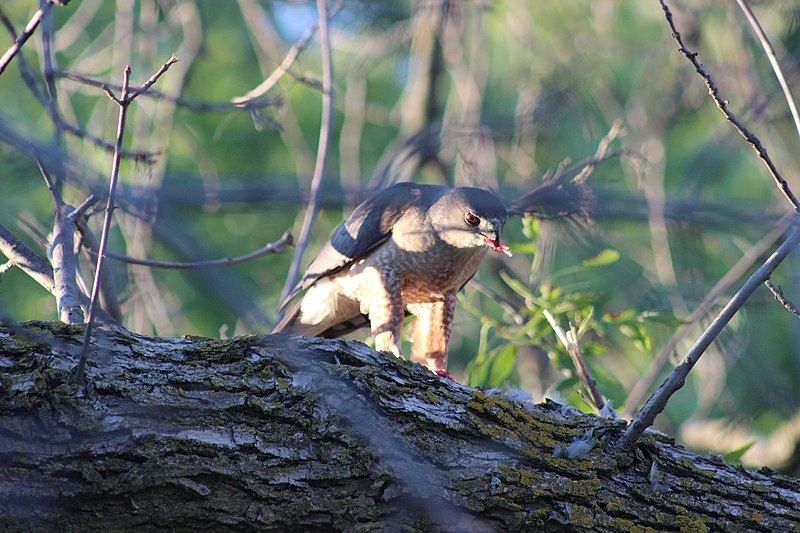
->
[618,222,800,451]
[625,214,794,412]
[71,208,122,322]
[0,8,154,163]
[231,22,318,106]
[127,54,179,102]
[56,69,281,112]
[0,261,13,275]
[573,119,625,184]
[36,157,61,206]
[659,0,800,212]
[75,56,176,383]
[764,278,800,320]
[85,230,293,270]
[279,0,335,303]
[0,223,56,294]
[543,310,607,413]
[68,194,99,220]
[734,0,800,142]
[0,2,51,77]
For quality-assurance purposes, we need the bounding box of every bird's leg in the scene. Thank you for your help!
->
[409,293,455,372]
[365,269,404,357]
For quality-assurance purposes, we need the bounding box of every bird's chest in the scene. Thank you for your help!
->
[364,239,487,302]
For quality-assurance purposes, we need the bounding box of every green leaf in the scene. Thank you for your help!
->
[582,249,620,268]
[500,272,533,299]
[509,242,538,255]
[724,442,755,464]
[467,361,490,387]
[488,344,517,387]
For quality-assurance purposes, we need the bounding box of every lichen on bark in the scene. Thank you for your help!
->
[1,321,799,531]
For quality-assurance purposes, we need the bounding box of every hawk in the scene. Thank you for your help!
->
[273,182,511,374]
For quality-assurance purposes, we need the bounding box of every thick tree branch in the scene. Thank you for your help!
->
[2,322,799,530]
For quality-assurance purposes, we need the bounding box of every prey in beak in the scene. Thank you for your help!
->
[483,236,513,256]
[483,217,512,256]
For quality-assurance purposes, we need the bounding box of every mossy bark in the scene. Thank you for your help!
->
[1,321,798,531]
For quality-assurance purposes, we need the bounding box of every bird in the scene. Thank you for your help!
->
[272,182,512,375]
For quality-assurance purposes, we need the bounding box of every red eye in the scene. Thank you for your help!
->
[465,211,480,226]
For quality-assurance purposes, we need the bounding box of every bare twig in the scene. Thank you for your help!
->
[279,0,335,303]
[85,230,293,270]
[0,261,12,275]
[0,223,56,294]
[231,22,318,106]
[0,8,155,162]
[659,0,800,212]
[574,119,625,184]
[71,210,122,322]
[74,57,177,383]
[764,278,800,320]
[618,222,800,451]
[56,69,281,112]
[543,309,607,413]
[734,0,800,142]
[625,214,795,412]
[127,54,179,101]
[0,2,51,77]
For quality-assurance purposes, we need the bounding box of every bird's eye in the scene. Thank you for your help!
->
[465,211,481,226]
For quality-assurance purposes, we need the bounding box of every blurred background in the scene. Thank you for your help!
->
[1,0,799,472]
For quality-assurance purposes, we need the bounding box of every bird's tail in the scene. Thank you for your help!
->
[271,298,302,334]
[507,176,594,220]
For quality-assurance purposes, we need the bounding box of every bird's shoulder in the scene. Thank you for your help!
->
[280,183,447,308]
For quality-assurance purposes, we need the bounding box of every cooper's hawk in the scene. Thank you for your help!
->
[273,182,511,374]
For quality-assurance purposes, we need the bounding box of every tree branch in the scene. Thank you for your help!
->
[618,221,800,451]
[75,57,177,382]
[543,309,608,413]
[0,2,53,77]
[279,0,335,303]
[659,0,800,212]
[764,278,800,320]
[86,230,293,270]
[625,212,795,412]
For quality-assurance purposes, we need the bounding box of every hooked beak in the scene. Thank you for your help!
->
[483,218,512,257]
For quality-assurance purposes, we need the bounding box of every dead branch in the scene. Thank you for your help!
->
[279,0,335,303]
[0,2,56,77]
[625,213,795,412]
[764,278,800,320]
[75,57,177,382]
[55,69,281,112]
[659,0,800,212]
[85,230,293,270]
[618,221,800,450]
[543,309,607,413]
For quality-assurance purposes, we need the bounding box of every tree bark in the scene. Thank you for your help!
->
[1,321,798,531]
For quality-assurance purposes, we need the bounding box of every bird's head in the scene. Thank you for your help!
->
[429,187,511,256]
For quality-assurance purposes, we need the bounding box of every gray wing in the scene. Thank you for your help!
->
[279,182,436,310]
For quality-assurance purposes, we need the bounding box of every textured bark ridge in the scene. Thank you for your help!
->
[1,322,799,531]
